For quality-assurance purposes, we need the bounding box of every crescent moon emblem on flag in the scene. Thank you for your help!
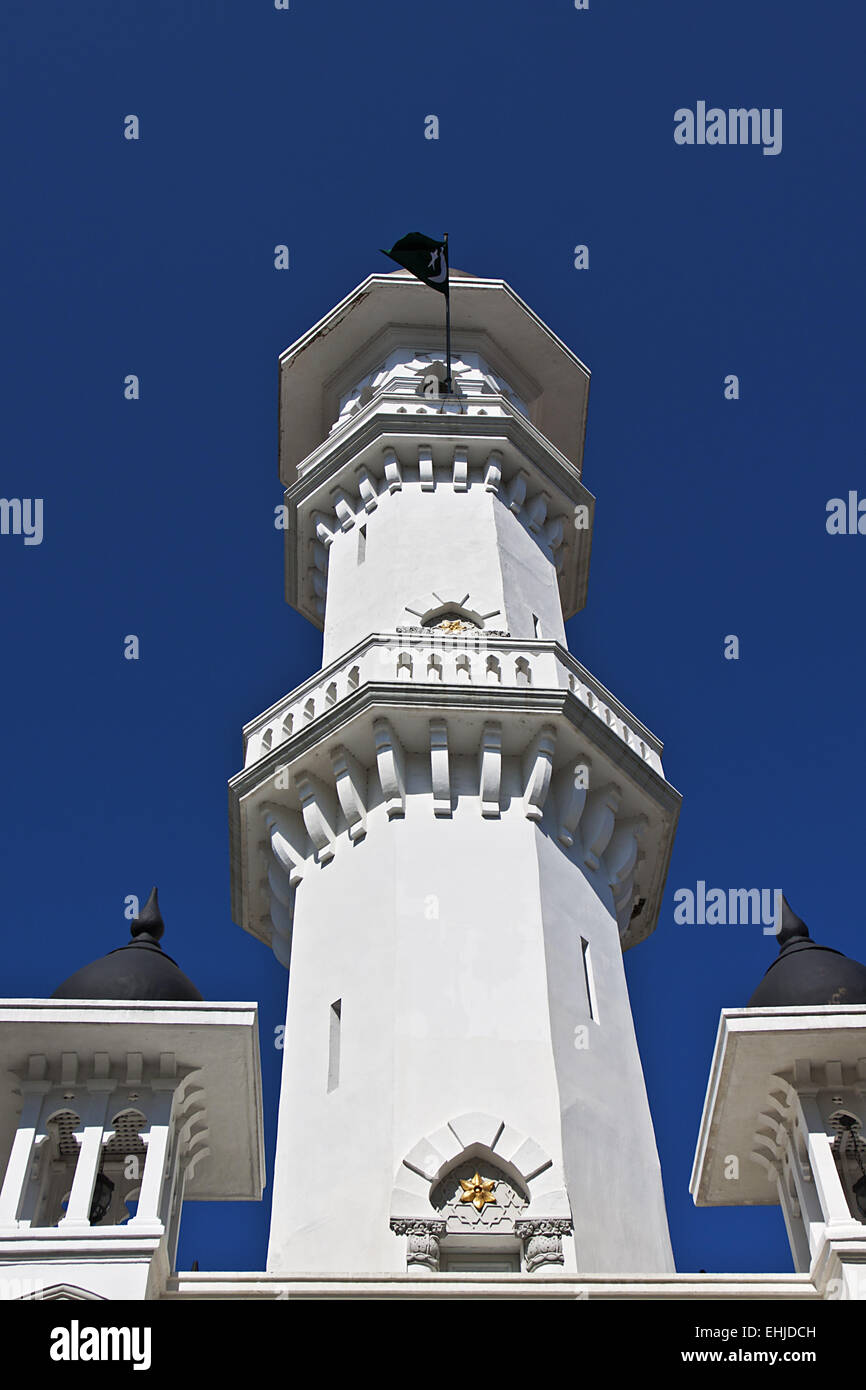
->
[427,249,447,283]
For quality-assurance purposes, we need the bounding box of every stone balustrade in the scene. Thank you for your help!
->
[243,634,664,776]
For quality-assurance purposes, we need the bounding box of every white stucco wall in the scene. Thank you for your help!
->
[266,756,673,1275]
[321,480,564,667]
[492,501,567,644]
[534,825,675,1272]
[267,763,572,1274]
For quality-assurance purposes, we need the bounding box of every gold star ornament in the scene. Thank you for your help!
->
[459,1173,497,1212]
[434,618,471,633]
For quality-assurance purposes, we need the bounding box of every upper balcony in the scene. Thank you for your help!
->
[278,271,591,482]
[241,632,665,779]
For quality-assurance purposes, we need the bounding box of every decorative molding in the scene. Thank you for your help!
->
[484,450,502,493]
[524,1234,565,1271]
[390,1218,447,1272]
[544,515,564,549]
[313,512,335,547]
[452,447,469,492]
[262,806,307,886]
[330,744,368,842]
[383,447,402,492]
[581,783,622,871]
[18,1283,107,1301]
[373,718,406,819]
[242,635,663,776]
[395,626,511,639]
[331,487,356,532]
[290,418,583,626]
[505,469,528,514]
[232,689,677,964]
[390,1219,447,1237]
[514,1218,573,1237]
[267,860,291,908]
[607,813,648,937]
[431,1160,527,1232]
[418,445,434,491]
[555,759,591,848]
[354,465,379,512]
[231,663,679,959]
[606,815,647,885]
[294,772,337,865]
[391,1112,570,1229]
[479,722,502,818]
[525,492,548,534]
[429,719,451,817]
[522,725,557,821]
[282,402,595,629]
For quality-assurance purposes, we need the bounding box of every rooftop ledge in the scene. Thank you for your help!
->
[691,1006,866,1208]
[0,1002,265,1204]
[163,1269,819,1301]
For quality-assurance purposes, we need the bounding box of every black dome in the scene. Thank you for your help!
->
[51,887,203,1003]
[747,896,866,1008]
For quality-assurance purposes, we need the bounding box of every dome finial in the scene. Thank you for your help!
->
[51,884,202,1001]
[747,890,866,1007]
[130,886,165,942]
[776,894,811,951]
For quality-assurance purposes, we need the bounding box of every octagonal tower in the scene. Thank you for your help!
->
[229,270,681,1276]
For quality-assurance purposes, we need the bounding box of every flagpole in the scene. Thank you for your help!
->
[443,232,452,396]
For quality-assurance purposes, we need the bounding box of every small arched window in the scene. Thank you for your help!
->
[831,1111,866,1222]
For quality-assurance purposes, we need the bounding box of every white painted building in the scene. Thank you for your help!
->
[1,271,864,1299]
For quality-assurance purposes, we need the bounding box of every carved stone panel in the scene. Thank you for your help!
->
[430,1160,528,1233]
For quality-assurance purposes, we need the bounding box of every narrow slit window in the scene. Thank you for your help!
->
[581,938,599,1022]
[532,613,541,637]
[327,999,342,1091]
[357,524,367,564]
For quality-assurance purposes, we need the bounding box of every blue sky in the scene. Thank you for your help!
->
[2,0,864,1276]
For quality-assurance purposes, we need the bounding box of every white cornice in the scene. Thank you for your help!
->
[0,1002,264,1204]
[282,423,594,628]
[228,683,680,960]
[278,273,591,480]
[691,1007,866,1208]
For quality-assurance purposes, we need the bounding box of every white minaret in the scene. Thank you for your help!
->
[229,270,681,1276]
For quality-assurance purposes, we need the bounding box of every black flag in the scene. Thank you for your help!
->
[380,232,449,295]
